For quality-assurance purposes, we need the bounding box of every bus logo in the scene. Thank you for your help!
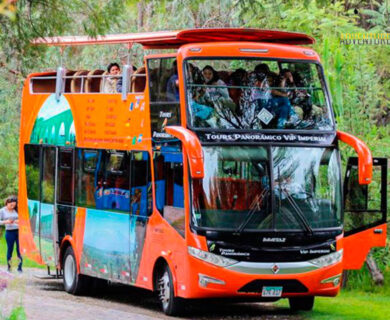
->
[271,264,280,274]
[262,237,286,243]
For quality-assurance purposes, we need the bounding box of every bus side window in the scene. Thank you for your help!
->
[41,147,56,204]
[24,144,41,201]
[75,149,100,208]
[153,148,185,237]
[130,151,152,217]
[147,57,181,142]
[57,148,74,205]
[102,151,130,212]
[57,148,75,242]
[24,144,41,237]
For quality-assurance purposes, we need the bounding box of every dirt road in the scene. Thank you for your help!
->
[0,268,303,320]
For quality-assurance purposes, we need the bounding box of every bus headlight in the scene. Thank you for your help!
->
[309,249,343,268]
[188,246,238,267]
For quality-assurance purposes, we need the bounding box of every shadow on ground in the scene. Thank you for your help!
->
[33,278,302,320]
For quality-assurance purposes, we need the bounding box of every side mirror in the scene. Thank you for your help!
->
[337,130,372,184]
[164,126,204,179]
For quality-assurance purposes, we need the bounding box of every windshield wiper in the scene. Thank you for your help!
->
[235,189,270,234]
[280,188,313,236]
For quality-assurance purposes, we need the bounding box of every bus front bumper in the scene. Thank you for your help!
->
[178,255,343,299]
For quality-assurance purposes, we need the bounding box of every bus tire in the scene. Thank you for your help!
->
[63,246,89,295]
[289,296,315,311]
[157,264,185,316]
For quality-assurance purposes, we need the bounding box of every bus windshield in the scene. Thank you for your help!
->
[191,146,342,231]
[185,59,333,130]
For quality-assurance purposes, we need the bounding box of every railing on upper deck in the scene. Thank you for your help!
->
[29,66,147,101]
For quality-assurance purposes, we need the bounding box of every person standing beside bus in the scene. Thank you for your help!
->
[0,196,22,272]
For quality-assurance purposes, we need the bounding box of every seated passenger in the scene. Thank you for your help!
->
[254,63,270,76]
[251,72,295,129]
[269,72,299,128]
[116,65,137,93]
[166,60,179,101]
[228,68,247,112]
[201,65,230,103]
[102,63,121,93]
[289,70,323,123]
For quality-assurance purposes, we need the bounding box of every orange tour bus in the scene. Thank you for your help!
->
[18,29,387,315]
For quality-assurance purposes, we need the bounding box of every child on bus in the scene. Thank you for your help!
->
[102,62,121,93]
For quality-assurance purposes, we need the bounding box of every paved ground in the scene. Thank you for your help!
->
[0,268,303,320]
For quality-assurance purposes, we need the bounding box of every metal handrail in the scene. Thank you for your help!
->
[30,73,147,94]
[30,74,146,80]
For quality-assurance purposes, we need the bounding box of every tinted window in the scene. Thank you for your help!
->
[154,146,184,236]
[58,148,74,204]
[102,151,130,211]
[42,147,56,203]
[75,149,131,212]
[24,144,40,201]
[147,57,181,143]
[75,149,101,208]
[131,151,152,216]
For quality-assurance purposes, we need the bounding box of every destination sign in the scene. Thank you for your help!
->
[197,131,337,144]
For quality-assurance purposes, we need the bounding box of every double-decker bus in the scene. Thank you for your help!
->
[19,29,387,316]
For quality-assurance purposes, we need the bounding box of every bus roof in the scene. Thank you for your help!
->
[32,28,315,48]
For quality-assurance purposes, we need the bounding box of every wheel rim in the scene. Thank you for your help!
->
[158,271,171,310]
[64,254,75,288]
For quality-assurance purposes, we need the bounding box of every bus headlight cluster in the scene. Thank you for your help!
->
[188,246,238,267]
[309,249,343,268]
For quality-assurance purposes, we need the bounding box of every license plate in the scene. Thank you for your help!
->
[261,286,283,297]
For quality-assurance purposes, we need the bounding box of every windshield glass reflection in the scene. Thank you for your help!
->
[191,146,342,231]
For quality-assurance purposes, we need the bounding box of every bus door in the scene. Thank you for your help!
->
[342,157,387,269]
[39,146,57,266]
[146,56,181,142]
[56,148,76,265]
[153,146,185,237]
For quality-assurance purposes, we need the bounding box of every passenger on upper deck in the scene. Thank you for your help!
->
[201,65,230,103]
[228,68,247,113]
[116,65,137,93]
[102,63,121,94]
[166,60,179,101]
[269,72,297,128]
[254,63,270,76]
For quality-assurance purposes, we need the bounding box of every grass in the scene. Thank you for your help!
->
[278,290,390,320]
[2,307,27,320]
[0,227,44,269]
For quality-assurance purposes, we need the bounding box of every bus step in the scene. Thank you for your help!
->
[33,274,63,280]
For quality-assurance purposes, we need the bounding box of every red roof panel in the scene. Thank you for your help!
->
[32,28,314,48]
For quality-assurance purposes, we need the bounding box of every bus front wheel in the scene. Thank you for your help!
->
[157,264,185,316]
[289,296,315,311]
[63,246,89,295]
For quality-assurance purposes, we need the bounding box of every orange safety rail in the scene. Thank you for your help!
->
[165,126,204,178]
[337,130,372,184]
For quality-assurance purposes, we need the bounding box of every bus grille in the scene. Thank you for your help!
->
[238,279,308,293]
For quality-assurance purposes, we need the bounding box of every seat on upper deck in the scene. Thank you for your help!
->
[85,69,105,93]
[131,67,146,93]
[71,70,89,93]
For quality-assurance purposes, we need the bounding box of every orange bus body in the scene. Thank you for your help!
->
[18,29,387,311]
